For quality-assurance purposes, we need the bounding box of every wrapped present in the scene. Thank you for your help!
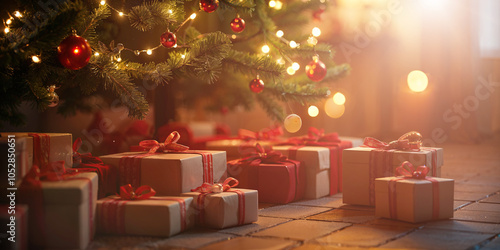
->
[18,165,98,249]
[97,185,195,237]
[181,178,258,229]
[278,127,353,194]
[0,204,28,250]
[272,146,330,199]
[227,144,305,204]
[72,138,118,199]
[156,122,231,149]
[101,132,227,196]
[375,162,454,223]
[343,132,444,206]
[0,133,73,185]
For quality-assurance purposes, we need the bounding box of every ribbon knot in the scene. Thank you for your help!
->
[396,161,429,179]
[239,143,287,165]
[139,131,189,153]
[238,125,283,141]
[363,131,422,151]
[119,184,156,200]
[191,177,239,193]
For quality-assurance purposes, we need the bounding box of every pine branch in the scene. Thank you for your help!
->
[255,92,285,121]
[222,50,284,79]
[220,0,256,15]
[128,1,181,32]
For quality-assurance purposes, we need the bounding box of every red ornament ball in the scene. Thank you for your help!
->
[230,17,245,33]
[57,34,92,70]
[249,78,264,93]
[305,58,327,82]
[160,31,177,48]
[200,0,219,13]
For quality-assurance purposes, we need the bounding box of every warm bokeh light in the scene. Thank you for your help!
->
[261,44,270,53]
[119,12,124,16]
[100,0,106,6]
[307,36,318,45]
[325,98,345,118]
[146,49,152,55]
[287,66,296,75]
[333,92,346,105]
[116,57,122,62]
[73,48,80,54]
[14,11,22,18]
[274,0,283,10]
[269,0,276,8]
[6,19,12,25]
[308,105,319,117]
[292,62,300,70]
[284,114,302,133]
[289,40,297,48]
[94,52,100,56]
[276,30,284,38]
[407,70,428,92]
[312,27,321,37]
[181,54,186,59]
[32,55,41,63]
[190,13,197,19]
[4,27,10,34]
[276,58,285,64]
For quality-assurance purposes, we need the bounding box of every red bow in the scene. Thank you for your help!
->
[396,161,429,179]
[119,184,156,200]
[363,131,422,151]
[238,125,284,141]
[238,143,287,165]
[307,127,340,142]
[191,177,239,193]
[139,131,189,153]
[73,138,104,165]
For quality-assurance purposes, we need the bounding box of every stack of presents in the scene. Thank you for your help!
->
[0,126,454,249]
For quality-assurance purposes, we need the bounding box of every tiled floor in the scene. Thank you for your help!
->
[90,137,500,249]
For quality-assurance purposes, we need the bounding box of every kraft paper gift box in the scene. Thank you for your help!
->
[97,196,195,237]
[227,158,305,204]
[272,146,330,199]
[181,188,258,229]
[0,133,73,185]
[0,204,28,250]
[100,151,227,196]
[18,171,98,249]
[343,146,443,206]
[205,139,275,160]
[375,176,454,223]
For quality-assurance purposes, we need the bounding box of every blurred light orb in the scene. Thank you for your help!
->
[287,66,296,75]
[407,70,428,92]
[325,98,345,118]
[308,105,319,117]
[276,30,284,38]
[284,114,302,133]
[261,44,270,53]
[312,27,321,37]
[274,0,283,10]
[333,92,346,105]
[289,40,298,48]
[269,0,276,8]
[292,62,300,70]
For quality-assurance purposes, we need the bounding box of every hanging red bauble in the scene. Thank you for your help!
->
[230,17,245,33]
[249,78,264,93]
[305,57,327,82]
[57,34,92,70]
[160,31,177,48]
[200,0,219,13]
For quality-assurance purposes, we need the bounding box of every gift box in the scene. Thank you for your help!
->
[343,142,443,206]
[227,147,305,204]
[182,188,258,229]
[156,122,231,149]
[205,139,275,160]
[0,204,28,250]
[100,150,227,196]
[375,176,454,223]
[97,196,195,237]
[18,170,98,249]
[0,133,73,185]
[272,146,330,199]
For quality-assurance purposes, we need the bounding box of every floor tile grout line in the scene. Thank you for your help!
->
[451,218,500,225]
[466,233,500,250]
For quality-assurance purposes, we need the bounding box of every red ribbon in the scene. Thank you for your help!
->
[191,177,239,193]
[139,131,189,153]
[363,131,423,151]
[388,161,440,220]
[238,125,284,141]
[119,184,156,200]
[28,133,50,169]
[237,143,287,166]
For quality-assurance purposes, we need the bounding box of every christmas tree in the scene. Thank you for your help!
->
[0,0,349,128]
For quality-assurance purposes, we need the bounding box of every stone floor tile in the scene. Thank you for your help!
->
[307,208,377,224]
[252,219,351,241]
[454,192,488,201]
[424,220,500,234]
[200,236,296,250]
[453,210,500,223]
[218,216,290,236]
[291,243,367,249]
[482,236,500,250]
[461,202,500,212]
[314,224,412,247]
[380,228,494,250]
[367,218,424,229]
[481,193,500,204]
[259,205,332,219]
[292,196,344,208]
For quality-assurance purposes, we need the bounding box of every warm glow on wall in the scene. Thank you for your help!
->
[407,70,428,92]
[308,105,319,117]
[325,98,345,118]
[333,92,346,105]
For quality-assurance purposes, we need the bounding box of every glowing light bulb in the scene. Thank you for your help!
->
[116,57,122,62]
[307,36,318,45]
[308,105,319,117]
[94,52,100,56]
[6,19,12,25]
[269,0,276,8]
[73,48,80,54]
[277,58,285,65]
[312,27,321,37]
[261,44,270,53]
[325,98,345,118]
[168,9,173,14]
[275,0,283,9]
[181,54,186,59]
[333,92,346,105]
[4,27,10,33]
[14,11,22,18]
[146,49,152,55]
[190,13,197,19]
[276,30,284,38]
[287,66,296,75]
[289,40,298,48]
[292,62,300,70]
[119,12,124,16]
[100,0,106,6]
[407,70,428,92]
[32,55,41,63]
